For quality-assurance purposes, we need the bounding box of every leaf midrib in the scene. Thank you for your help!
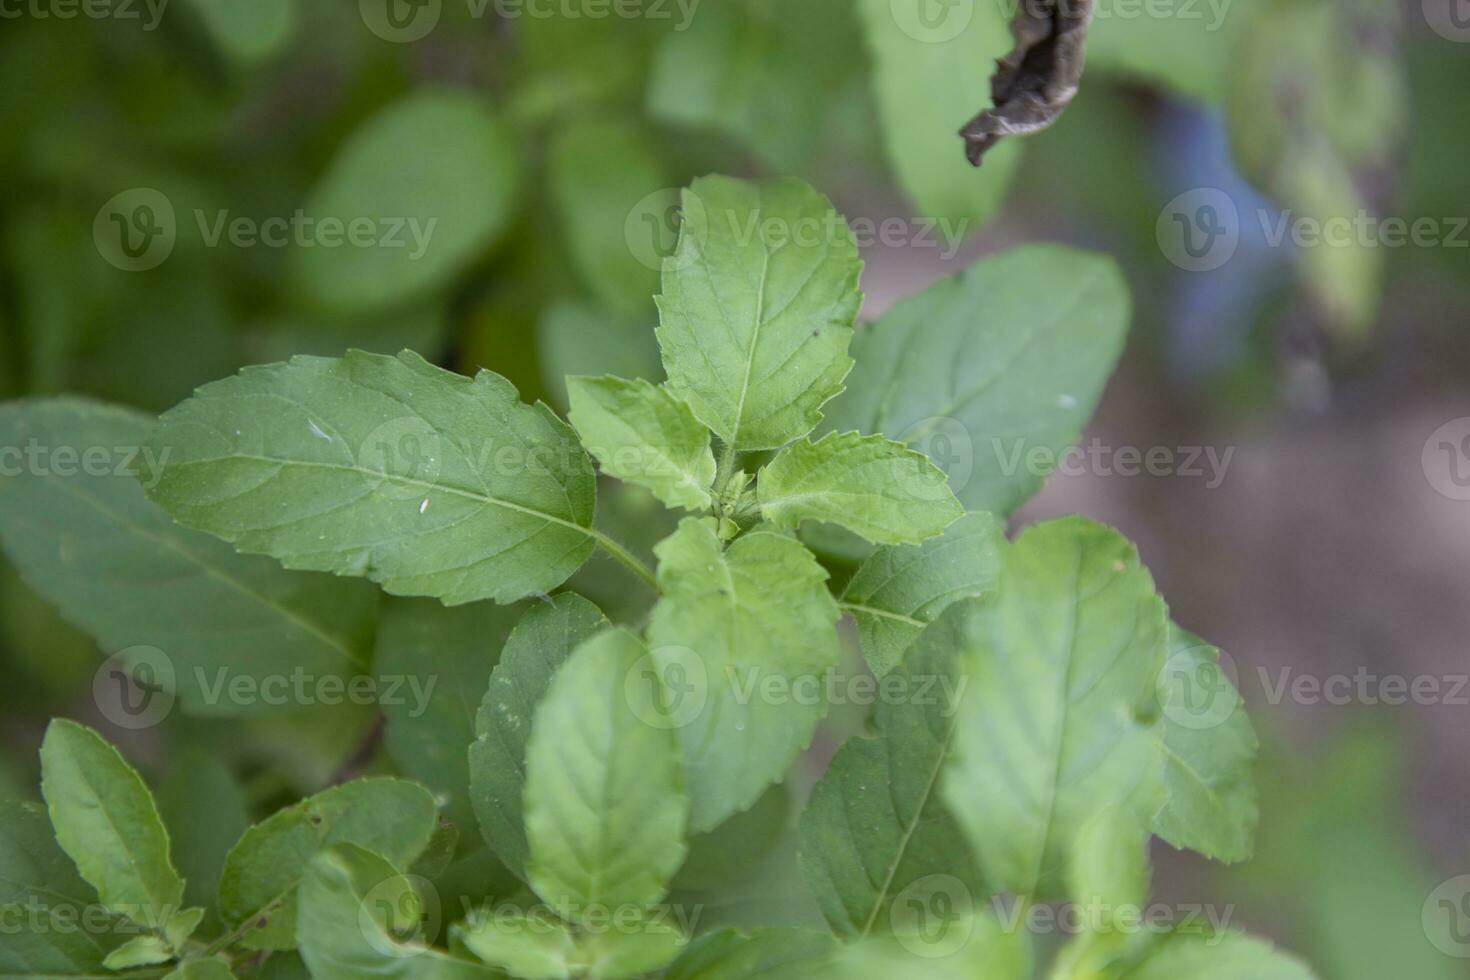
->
[165,454,591,538]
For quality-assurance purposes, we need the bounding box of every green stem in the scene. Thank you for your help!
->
[590,530,658,592]
[712,441,742,518]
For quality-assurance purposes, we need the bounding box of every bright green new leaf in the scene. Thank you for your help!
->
[840,512,1004,677]
[102,934,173,970]
[455,912,576,979]
[648,519,841,832]
[296,844,496,980]
[39,720,183,930]
[292,89,521,314]
[146,350,598,606]
[822,246,1130,516]
[855,0,1020,228]
[523,629,686,919]
[217,777,438,950]
[0,399,379,716]
[456,911,685,980]
[656,176,863,451]
[798,606,984,938]
[469,594,607,880]
[942,518,1169,900]
[548,118,665,316]
[377,597,525,833]
[1119,932,1318,979]
[758,431,962,545]
[566,376,716,512]
[1153,625,1259,863]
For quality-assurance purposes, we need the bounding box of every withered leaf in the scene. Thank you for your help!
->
[960,0,1095,167]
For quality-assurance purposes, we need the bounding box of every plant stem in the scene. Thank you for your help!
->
[590,530,658,591]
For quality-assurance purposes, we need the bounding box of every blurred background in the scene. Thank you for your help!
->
[0,0,1467,975]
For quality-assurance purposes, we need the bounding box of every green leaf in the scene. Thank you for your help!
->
[455,912,577,979]
[296,844,495,980]
[758,431,962,546]
[577,918,686,979]
[674,785,788,892]
[468,594,608,881]
[376,597,525,833]
[523,629,686,918]
[0,800,114,978]
[547,118,665,316]
[165,958,237,980]
[0,800,95,908]
[817,910,1031,980]
[798,606,984,939]
[662,928,837,980]
[855,0,1021,227]
[146,350,598,606]
[656,176,863,451]
[102,934,173,970]
[942,518,1168,900]
[0,917,108,979]
[455,911,684,980]
[566,376,716,512]
[217,778,438,950]
[1118,932,1317,980]
[1153,625,1259,863]
[647,519,841,832]
[39,720,183,929]
[157,752,250,936]
[0,399,379,716]
[1068,808,1151,925]
[840,512,1004,677]
[291,89,521,315]
[822,246,1130,516]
